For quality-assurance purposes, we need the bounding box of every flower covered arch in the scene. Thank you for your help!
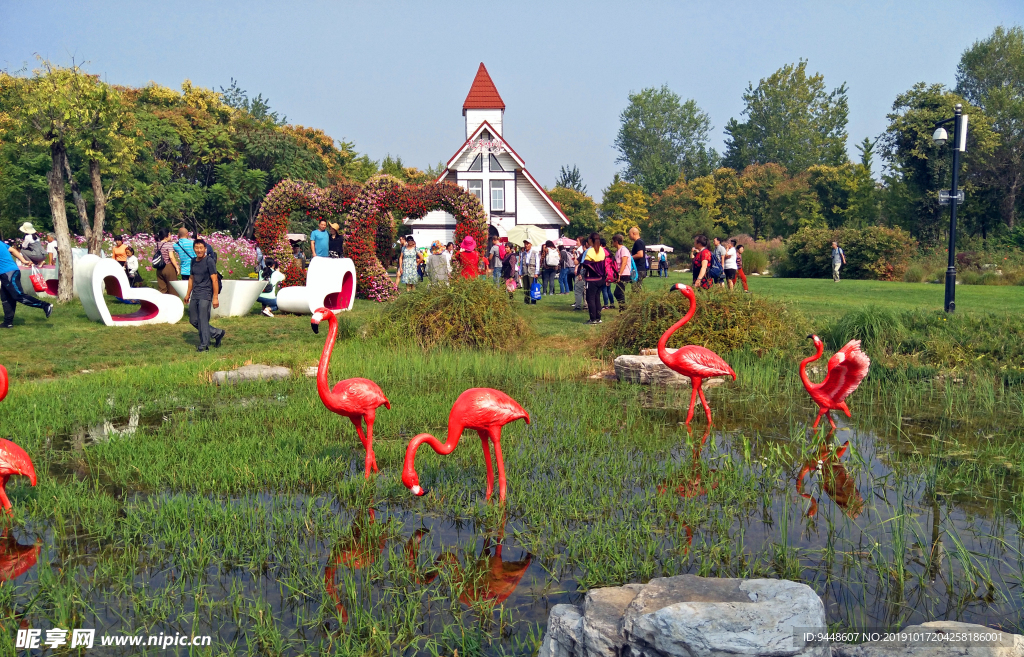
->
[254,180,359,287]
[345,175,488,302]
[255,176,487,301]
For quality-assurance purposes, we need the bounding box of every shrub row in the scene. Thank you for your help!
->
[776,226,915,281]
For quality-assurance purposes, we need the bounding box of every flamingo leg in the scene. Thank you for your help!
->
[695,379,712,426]
[478,430,495,501]
[826,410,837,430]
[364,410,379,474]
[490,428,507,504]
[811,408,827,430]
[350,417,372,479]
[0,477,10,517]
[685,380,699,427]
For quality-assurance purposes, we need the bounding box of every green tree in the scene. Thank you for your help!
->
[956,25,1024,229]
[723,60,849,174]
[614,86,717,195]
[600,175,650,236]
[548,186,600,238]
[879,83,998,242]
[555,164,587,194]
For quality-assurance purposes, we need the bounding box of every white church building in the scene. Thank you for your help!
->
[403,63,569,245]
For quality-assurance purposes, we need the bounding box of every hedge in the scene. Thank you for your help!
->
[777,226,915,281]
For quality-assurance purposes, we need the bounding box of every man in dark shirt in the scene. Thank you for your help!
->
[183,239,225,352]
[628,226,648,289]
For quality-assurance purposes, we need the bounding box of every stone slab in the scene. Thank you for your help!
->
[212,364,291,385]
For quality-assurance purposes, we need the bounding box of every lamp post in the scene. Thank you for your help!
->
[932,104,967,313]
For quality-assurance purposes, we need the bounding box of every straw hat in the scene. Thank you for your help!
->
[460,235,476,251]
[329,222,340,231]
[19,222,36,234]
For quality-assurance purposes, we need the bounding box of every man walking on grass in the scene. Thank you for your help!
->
[184,239,225,352]
[831,241,846,282]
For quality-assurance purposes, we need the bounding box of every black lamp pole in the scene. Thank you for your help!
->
[943,105,963,313]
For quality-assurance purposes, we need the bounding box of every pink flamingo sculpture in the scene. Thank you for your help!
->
[0,365,36,516]
[658,284,736,427]
[311,309,391,478]
[402,388,530,503]
[799,335,870,430]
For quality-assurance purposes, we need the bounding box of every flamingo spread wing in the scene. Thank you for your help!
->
[817,340,870,405]
[670,346,737,380]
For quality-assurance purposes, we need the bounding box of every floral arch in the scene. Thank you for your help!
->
[345,175,488,302]
[255,176,488,302]
[254,180,360,287]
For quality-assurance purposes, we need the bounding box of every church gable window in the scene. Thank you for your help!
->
[488,154,503,172]
[468,154,483,172]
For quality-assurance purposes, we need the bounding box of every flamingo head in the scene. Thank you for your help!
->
[0,440,36,487]
[402,468,426,496]
[310,308,329,334]
[673,283,693,296]
[807,334,823,350]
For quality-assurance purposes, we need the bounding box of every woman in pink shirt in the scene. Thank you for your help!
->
[611,233,632,311]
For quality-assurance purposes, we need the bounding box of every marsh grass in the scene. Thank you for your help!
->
[0,282,1022,653]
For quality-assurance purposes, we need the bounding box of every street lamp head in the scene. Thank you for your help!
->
[954,103,963,112]
[932,127,948,146]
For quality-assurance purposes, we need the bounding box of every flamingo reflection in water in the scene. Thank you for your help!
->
[795,436,864,519]
[657,427,716,548]
[404,528,531,606]
[323,508,387,624]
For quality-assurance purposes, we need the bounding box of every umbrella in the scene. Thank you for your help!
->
[506,225,549,247]
[556,236,577,247]
[645,244,674,253]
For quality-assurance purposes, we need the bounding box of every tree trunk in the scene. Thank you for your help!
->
[47,145,75,302]
[88,159,107,254]
[62,154,92,239]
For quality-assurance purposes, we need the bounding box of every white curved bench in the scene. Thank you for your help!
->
[74,255,185,327]
[276,257,357,315]
[168,279,267,318]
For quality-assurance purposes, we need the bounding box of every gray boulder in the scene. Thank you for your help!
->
[614,354,725,387]
[212,364,291,385]
[537,575,827,657]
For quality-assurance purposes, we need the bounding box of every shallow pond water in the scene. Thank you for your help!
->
[5,382,1022,655]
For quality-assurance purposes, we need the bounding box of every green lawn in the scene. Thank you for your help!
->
[4,275,1023,379]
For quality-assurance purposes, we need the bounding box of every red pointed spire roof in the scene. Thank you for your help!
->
[462,63,505,113]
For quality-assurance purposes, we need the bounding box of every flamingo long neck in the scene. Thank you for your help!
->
[401,421,465,486]
[0,365,7,403]
[799,341,824,392]
[658,292,696,362]
[316,313,344,414]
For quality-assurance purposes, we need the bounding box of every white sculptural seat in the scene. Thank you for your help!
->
[74,254,184,327]
[276,257,357,315]
[168,279,267,318]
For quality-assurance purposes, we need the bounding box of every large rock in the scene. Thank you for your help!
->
[537,575,827,657]
[615,354,728,388]
[212,364,291,385]
[832,621,1023,657]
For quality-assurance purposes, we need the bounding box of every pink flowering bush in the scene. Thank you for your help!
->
[79,232,258,279]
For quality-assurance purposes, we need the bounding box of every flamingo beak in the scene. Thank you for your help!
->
[311,311,324,334]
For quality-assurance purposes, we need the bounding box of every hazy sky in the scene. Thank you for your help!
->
[2,1,1021,193]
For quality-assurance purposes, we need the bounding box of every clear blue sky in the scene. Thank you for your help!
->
[2,1,1021,193]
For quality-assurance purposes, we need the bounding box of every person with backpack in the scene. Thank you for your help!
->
[611,233,632,312]
[1,239,53,328]
[581,233,610,324]
[541,240,559,296]
[153,228,180,294]
[559,245,573,294]
[693,235,714,290]
[257,259,286,317]
[831,241,846,282]
[628,226,648,290]
[658,248,668,277]
[183,239,225,351]
[18,223,47,266]
[173,228,197,280]
[713,237,727,287]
